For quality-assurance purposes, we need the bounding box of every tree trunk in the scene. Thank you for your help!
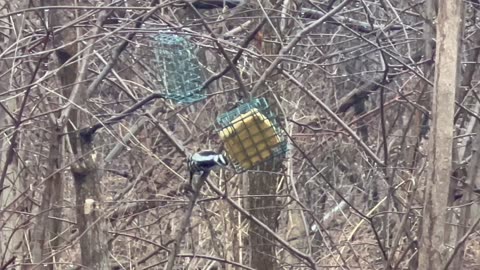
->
[68,22,112,270]
[409,1,437,268]
[31,129,64,268]
[285,118,309,264]
[418,1,464,269]
[248,166,280,270]
[30,0,73,266]
[33,1,111,268]
[0,0,28,266]
[71,131,111,269]
[0,106,22,267]
[247,1,284,268]
[450,124,480,269]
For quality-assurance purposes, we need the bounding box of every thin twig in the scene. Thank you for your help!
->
[164,171,209,270]
[188,2,249,99]
[0,256,15,270]
[250,0,352,94]
[205,179,318,269]
[443,214,480,270]
[0,31,51,197]
[82,93,164,137]
[202,16,270,92]
[57,3,163,127]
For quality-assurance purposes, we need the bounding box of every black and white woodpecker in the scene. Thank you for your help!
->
[187,150,229,184]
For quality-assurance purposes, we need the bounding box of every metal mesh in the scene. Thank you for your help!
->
[151,33,206,103]
[216,98,288,172]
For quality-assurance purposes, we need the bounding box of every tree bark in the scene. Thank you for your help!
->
[33,1,111,268]
[409,1,437,267]
[450,124,480,269]
[69,23,112,270]
[0,0,28,266]
[248,168,280,269]
[31,1,69,266]
[247,0,284,268]
[70,131,111,269]
[31,129,64,268]
[418,1,464,269]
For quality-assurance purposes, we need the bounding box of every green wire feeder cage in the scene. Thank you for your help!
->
[152,33,206,104]
[216,98,288,172]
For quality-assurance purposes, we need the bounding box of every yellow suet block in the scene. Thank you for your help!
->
[219,108,281,169]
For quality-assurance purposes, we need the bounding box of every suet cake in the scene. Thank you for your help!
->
[219,108,281,169]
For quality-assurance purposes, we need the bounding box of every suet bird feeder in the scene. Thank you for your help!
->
[216,98,288,172]
[151,33,206,103]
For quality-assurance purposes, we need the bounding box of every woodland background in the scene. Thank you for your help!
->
[0,0,479,269]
